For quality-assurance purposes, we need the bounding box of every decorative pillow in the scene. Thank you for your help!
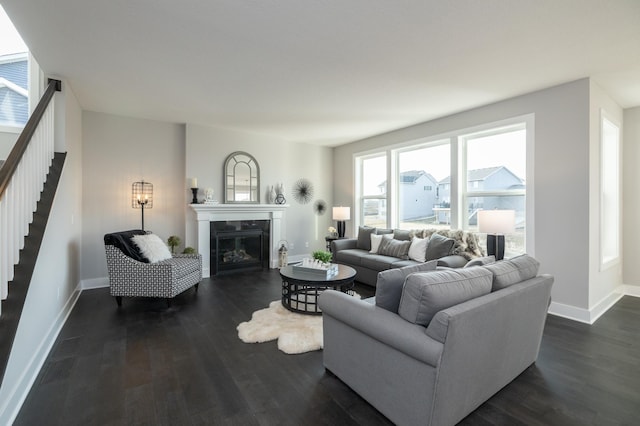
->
[408,236,429,262]
[357,226,376,250]
[375,260,438,313]
[370,233,393,254]
[425,233,455,261]
[392,229,412,241]
[377,237,411,259]
[398,268,493,326]
[376,228,394,236]
[464,255,496,268]
[483,254,540,291]
[131,234,172,263]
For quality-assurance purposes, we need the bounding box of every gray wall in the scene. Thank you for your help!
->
[623,106,640,289]
[334,79,591,311]
[0,82,83,423]
[80,112,186,282]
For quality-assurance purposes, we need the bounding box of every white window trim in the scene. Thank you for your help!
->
[599,109,621,271]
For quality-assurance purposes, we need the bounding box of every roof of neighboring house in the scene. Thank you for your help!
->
[438,166,523,184]
[379,170,438,188]
[0,52,29,127]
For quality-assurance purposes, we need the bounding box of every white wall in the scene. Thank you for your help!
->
[185,123,334,260]
[587,80,624,317]
[80,112,186,282]
[0,81,83,424]
[334,79,591,313]
[623,106,640,289]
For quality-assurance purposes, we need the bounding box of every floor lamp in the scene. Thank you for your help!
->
[132,181,153,231]
[478,209,515,261]
[332,206,351,238]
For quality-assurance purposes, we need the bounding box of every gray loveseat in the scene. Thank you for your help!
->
[332,227,485,286]
[319,255,553,426]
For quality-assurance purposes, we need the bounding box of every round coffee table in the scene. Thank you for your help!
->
[279,264,356,315]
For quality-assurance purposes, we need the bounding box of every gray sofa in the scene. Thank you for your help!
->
[332,227,485,286]
[319,255,553,426]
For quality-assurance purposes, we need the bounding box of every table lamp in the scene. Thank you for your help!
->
[332,206,351,238]
[478,209,515,261]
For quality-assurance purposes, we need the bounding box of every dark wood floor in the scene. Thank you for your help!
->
[14,269,640,425]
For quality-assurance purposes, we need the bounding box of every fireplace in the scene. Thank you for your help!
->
[190,204,288,278]
[211,220,270,275]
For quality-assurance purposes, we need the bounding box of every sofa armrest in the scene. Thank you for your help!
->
[437,254,468,268]
[331,238,357,252]
[319,290,443,366]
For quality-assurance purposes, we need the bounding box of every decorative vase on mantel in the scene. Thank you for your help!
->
[267,185,276,204]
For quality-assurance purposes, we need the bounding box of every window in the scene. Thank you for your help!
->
[355,115,532,257]
[397,142,450,230]
[462,124,527,257]
[601,113,620,268]
[357,154,387,228]
[0,6,29,132]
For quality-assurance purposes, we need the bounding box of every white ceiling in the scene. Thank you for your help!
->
[3,0,640,146]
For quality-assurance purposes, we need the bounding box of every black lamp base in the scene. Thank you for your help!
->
[486,234,505,260]
[337,221,346,238]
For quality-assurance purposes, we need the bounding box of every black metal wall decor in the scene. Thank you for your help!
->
[314,200,327,215]
[292,178,313,204]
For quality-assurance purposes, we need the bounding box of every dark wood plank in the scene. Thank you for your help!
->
[14,270,640,425]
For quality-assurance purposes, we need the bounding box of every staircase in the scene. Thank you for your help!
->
[0,79,62,384]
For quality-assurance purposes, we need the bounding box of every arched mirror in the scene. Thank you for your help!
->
[224,151,260,203]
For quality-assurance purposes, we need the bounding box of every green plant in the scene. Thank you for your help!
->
[167,235,181,254]
[182,246,196,254]
[312,250,332,264]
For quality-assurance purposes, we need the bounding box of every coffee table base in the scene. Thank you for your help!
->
[281,278,355,315]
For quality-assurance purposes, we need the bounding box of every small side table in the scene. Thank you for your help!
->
[325,235,346,256]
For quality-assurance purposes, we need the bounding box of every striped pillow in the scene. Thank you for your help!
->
[377,237,411,259]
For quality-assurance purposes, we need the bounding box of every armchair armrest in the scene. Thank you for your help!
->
[319,290,443,366]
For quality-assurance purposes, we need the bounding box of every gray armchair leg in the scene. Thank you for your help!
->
[115,296,122,307]
[195,283,199,293]
[166,298,172,308]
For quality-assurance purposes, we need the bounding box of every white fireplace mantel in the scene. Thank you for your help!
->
[190,204,289,277]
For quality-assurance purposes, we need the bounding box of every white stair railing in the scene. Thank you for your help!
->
[0,79,59,316]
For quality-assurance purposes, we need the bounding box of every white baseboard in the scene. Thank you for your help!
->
[548,286,626,324]
[0,284,82,425]
[81,277,109,290]
[623,284,640,298]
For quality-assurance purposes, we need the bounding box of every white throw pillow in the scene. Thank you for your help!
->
[370,233,393,254]
[131,234,172,263]
[408,236,429,262]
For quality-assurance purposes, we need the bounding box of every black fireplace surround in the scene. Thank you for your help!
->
[210,220,270,275]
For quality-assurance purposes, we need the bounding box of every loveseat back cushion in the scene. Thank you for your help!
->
[483,254,540,291]
[377,237,412,259]
[425,233,455,261]
[398,267,493,326]
[104,229,148,263]
[375,260,438,313]
[357,226,376,251]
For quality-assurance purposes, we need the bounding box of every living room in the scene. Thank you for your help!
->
[1,1,640,424]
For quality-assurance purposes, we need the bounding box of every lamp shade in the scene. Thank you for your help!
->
[132,181,153,209]
[478,209,515,234]
[332,206,351,221]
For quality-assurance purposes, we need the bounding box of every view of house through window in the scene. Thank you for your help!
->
[355,118,530,257]
[0,5,29,166]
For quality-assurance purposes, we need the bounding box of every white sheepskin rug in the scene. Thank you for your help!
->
[237,300,323,354]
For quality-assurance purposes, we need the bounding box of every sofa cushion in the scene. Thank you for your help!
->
[131,233,172,263]
[377,237,411,259]
[370,233,392,254]
[425,233,455,261]
[361,254,399,271]
[484,254,540,291]
[357,226,376,251]
[375,260,438,313]
[376,228,394,236]
[334,248,369,266]
[398,268,493,326]
[392,229,412,241]
[408,236,429,262]
[464,255,496,268]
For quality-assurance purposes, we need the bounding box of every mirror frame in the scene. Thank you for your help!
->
[223,151,260,204]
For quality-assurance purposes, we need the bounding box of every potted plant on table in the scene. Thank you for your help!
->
[312,250,332,264]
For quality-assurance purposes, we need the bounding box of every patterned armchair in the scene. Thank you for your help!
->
[104,230,202,307]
